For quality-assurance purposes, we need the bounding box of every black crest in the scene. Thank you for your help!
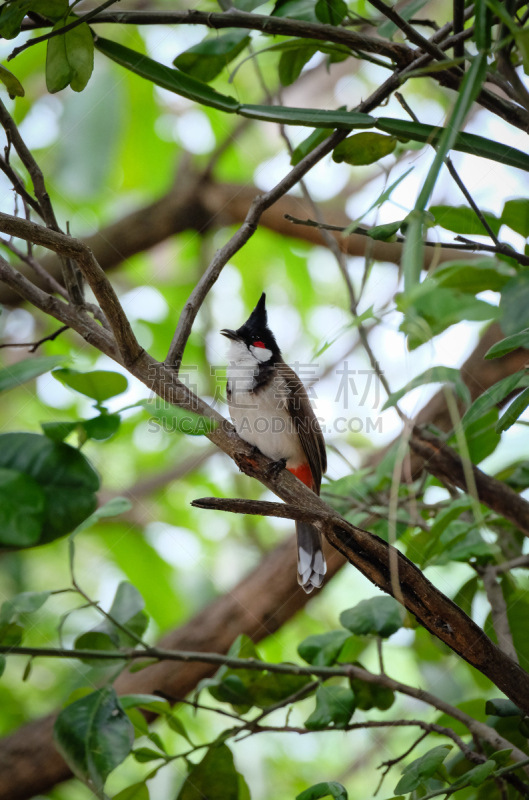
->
[236,293,280,355]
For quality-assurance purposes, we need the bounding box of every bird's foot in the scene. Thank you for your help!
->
[265,457,287,479]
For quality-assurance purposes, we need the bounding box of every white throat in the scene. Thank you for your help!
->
[226,339,273,393]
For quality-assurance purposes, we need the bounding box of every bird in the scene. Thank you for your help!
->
[221,292,327,593]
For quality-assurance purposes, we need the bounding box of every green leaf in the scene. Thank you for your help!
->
[297,781,348,800]
[167,714,193,743]
[304,685,355,730]
[0,591,47,645]
[462,370,529,428]
[42,413,121,443]
[0,64,24,98]
[176,744,240,800]
[332,132,396,165]
[54,687,134,794]
[119,694,171,715]
[52,368,128,403]
[71,496,132,536]
[366,220,403,241]
[291,127,333,165]
[0,655,5,678]
[340,596,403,638]
[315,0,347,26]
[272,0,319,22]
[382,367,470,411]
[113,782,150,800]
[174,30,250,83]
[500,272,529,335]
[466,760,497,787]
[138,399,217,435]
[0,0,33,39]
[83,413,121,440]
[397,283,500,349]
[279,45,317,86]
[133,747,165,763]
[394,745,452,794]
[75,581,148,658]
[485,329,529,359]
[239,104,375,129]
[402,53,487,291]
[496,387,529,433]
[429,205,501,237]
[378,0,430,39]
[349,674,395,710]
[0,468,46,547]
[0,590,51,647]
[501,198,529,238]
[433,259,514,293]
[452,407,500,463]
[0,432,99,546]
[298,630,352,666]
[249,670,312,708]
[0,355,66,394]
[95,37,240,113]
[375,117,529,173]
[486,698,523,717]
[46,18,94,94]
[32,0,69,19]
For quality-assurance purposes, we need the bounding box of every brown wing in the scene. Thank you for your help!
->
[276,360,327,494]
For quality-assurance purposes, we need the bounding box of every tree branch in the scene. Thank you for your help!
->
[0,212,141,365]
[188,489,529,714]
[164,129,348,369]
[409,427,529,538]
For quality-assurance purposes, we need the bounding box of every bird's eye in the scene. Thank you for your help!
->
[253,340,266,349]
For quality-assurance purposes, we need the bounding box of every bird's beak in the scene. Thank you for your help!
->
[220,329,239,341]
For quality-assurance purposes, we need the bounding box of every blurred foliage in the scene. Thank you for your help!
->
[2,0,529,798]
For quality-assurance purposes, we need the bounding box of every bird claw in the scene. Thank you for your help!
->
[265,457,287,479]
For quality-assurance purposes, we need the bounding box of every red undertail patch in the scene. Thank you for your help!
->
[288,463,314,489]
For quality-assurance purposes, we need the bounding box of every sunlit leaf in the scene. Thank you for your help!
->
[174,30,250,83]
[46,18,94,94]
[501,198,529,238]
[0,355,66,394]
[429,205,501,237]
[332,132,396,165]
[0,64,24,98]
[52,368,128,403]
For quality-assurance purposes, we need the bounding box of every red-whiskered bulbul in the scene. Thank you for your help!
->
[221,293,327,593]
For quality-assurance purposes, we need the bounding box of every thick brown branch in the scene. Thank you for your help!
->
[409,427,529,537]
[188,485,529,714]
[0,212,141,365]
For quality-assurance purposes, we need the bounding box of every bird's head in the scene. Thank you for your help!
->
[221,293,280,363]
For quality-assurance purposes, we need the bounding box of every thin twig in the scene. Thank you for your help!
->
[0,324,69,352]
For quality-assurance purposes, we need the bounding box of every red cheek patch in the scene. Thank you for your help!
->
[288,463,314,489]
[253,341,266,348]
